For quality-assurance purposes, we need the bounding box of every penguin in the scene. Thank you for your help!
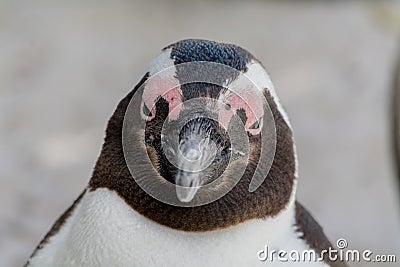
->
[25,39,347,267]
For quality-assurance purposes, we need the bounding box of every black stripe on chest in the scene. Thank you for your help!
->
[294,201,348,267]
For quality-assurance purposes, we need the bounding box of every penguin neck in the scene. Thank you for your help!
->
[88,84,297,231]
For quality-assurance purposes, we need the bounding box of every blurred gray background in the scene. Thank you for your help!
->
[1,1,400,266]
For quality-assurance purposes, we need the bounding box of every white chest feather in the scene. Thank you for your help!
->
[28,188,327,267]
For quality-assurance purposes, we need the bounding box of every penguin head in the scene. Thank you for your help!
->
[140,40,270,203]
[90,39,296,231]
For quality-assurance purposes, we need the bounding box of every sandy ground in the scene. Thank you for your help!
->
[1,1,400,266]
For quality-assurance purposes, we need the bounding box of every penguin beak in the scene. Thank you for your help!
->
[174,119,220,203]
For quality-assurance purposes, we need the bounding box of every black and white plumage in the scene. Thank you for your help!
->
[25,39,346,267]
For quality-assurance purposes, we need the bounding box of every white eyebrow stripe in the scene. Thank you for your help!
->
[146,48,176,76]
[240,61,292,130]
[141,48,183,121]
[243,61,298,179]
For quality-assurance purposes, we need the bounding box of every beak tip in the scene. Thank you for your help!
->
[176,186,198,202]
[175,170,202,203]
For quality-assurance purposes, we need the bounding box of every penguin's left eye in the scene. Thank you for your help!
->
[249,120,260,130]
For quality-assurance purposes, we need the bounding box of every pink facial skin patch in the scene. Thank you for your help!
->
[218,86,264,135]
[140,74,183,121]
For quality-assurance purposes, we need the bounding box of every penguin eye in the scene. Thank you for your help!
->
[249,120,260,130]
